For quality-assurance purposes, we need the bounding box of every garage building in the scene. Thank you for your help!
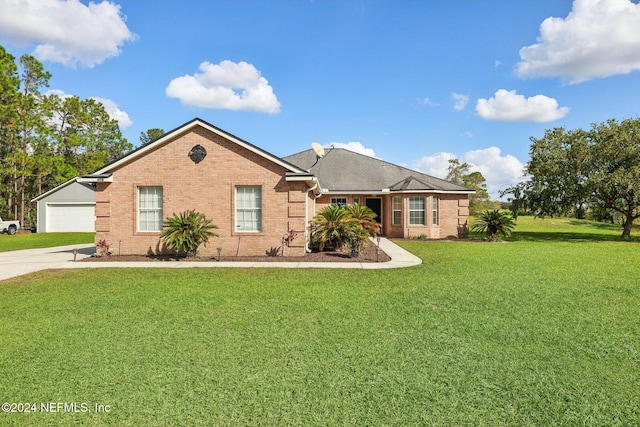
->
[32,179,96,233]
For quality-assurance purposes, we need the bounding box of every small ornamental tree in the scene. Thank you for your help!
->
[471,209,516,241]
[160,210,219,257]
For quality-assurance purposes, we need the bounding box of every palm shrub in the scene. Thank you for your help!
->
[346,203,381,236]
[345,204,380,257]
[310,204,380,256]
[160,210,219,257]
[471,209,516,241]
[309,204,354,251]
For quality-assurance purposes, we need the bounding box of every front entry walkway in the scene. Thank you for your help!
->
[0,238,422,282]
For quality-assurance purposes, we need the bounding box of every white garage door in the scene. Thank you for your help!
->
[47,204,95,232]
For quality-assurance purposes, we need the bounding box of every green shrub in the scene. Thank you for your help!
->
[309,204,380,257]
[160,210,219,257]
[471,209,516,241]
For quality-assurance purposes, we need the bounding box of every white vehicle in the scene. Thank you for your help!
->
[0,216,20,235]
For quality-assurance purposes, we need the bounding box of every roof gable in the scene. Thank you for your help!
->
[90,118,307,175]
[31,178,94,202]
[389,176,432,191]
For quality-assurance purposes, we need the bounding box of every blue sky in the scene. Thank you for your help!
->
[1,0,640,197]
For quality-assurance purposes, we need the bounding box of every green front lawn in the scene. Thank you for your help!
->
[0,220,638,425]
[0,232,94,252]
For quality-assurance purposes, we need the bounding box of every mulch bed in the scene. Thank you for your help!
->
[82,243,391,263]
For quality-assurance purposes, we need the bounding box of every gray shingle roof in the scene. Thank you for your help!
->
[283,148,472,192]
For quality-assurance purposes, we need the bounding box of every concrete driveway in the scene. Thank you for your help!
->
[0,238,422,282]
[0,244,95,282]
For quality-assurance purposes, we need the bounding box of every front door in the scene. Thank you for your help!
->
[365,197,382,226]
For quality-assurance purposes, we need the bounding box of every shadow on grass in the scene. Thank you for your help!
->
[469,220,640,242]
[507,231,638,242]
[511,221,640,242]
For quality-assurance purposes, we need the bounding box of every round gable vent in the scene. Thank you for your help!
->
[189,144,207,163]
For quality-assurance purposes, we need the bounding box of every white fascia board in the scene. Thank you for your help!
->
[287,175,323,195]
[322,189,476,195]
[285,175,316,182]
[77,174,113,183]
[389,190,476,195]
[322,190,387,195]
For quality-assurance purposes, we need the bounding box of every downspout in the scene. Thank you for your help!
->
[305,181,319,253]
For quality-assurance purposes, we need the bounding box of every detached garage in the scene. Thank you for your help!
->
[32,179,96,233]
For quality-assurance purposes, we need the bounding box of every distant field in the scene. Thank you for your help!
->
[470,215,640,242]
[0,232,94,252]
[0,218,638,425]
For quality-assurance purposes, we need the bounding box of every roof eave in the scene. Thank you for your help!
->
[91,118,308,175]
[78,173,114,183]
[286,174,323,195]
[321,189,475,195]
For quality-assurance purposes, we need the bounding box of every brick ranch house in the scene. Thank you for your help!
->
[79,118,473,257]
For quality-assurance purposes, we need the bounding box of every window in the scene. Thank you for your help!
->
[236,186,262,232]
[331,197,347,207]
[432,196,439,225]
[392,196,402,226]
[408,196,425,225]
[138,186,163,231]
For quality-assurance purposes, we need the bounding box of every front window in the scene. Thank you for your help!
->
[138,186,163,231]
[408,196,425,225]
[392,196,402,226]
[236,186,262,232]
[432,196,439,225]
[331,197,347,207]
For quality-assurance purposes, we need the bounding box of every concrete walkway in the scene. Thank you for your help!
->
[0,238,422,282]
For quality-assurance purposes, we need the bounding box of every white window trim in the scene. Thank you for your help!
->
[432,195,439,226]
[235,185,262,233]
[138,186,163,232]
[392,196,402,226]
[408,196,426,226]
[331,197,347,207]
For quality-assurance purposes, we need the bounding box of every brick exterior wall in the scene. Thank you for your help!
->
[95,127,309,256]
[315,193,469,239]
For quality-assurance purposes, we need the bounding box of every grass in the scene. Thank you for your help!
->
[466,214,640,242]
[508,216,640,242]
[0,219,639,425]
[0,232,94,252]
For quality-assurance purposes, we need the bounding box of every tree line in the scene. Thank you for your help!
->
[503,117,640,239]
[0,45,132,225]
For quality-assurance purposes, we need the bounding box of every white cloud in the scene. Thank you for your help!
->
[421,97,439,107]
[516,0,640,83]
[325,142,376,157]
[452,93,469,111]
[166,60,281,114]
[0,0,136,68]
[413,152,456,179]
[413,147,526,198]
[92,97,132,128]
[476,89,569,122]
[462,147,526,197]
